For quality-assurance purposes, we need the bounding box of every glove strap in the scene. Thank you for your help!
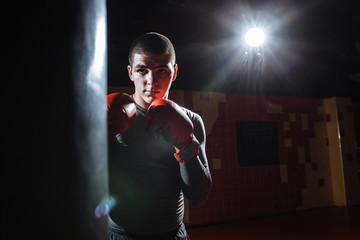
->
[174,135,200,163]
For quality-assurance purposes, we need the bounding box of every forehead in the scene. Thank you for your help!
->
[132,53,173,67]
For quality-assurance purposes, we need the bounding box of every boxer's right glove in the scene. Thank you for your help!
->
[107,92,136,135]
[145,98,200,163]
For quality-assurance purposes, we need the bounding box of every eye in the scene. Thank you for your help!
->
[137,69,148,75]
[158,68,170,74]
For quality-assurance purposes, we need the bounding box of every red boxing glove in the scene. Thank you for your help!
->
[145,99,199,163]
[107,92,136,135]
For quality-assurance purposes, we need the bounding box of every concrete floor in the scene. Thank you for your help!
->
[187,206,360,240]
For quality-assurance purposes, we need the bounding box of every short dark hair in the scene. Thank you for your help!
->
[128,32,176,66]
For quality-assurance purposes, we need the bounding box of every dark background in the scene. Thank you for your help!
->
[107,0,360,100]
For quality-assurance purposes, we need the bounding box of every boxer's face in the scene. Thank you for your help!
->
[128,53,178,109]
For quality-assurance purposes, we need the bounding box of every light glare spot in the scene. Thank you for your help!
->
[245,28,265,47]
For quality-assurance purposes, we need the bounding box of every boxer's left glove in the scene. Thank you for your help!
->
[145,99,200,163]
[107,92,136,135]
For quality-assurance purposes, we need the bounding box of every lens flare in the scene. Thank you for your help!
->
[94,196,116,218]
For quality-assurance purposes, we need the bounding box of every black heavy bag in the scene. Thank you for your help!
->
[5,1,109,239]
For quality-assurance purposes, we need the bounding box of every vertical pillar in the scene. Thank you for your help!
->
[6,1,108,239]
[335,98,360,205]
[323,97,360,206]
[324,97,347,206]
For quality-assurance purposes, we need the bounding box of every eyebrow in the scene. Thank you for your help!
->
[157,64,171,68]
[134,64,147,69]
[134,64,170,69]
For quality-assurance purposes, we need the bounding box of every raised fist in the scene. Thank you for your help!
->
[145,99,199,163]
[107,93,136,135]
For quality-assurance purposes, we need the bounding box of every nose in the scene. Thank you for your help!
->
[146,72,158,85]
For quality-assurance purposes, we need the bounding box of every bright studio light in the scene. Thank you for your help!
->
[245,28,265,47]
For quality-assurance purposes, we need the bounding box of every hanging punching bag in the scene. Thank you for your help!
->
[6,0,108,239]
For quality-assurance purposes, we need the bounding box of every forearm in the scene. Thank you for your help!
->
[180,153,212,205]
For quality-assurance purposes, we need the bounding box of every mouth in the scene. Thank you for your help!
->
[145,89,160,95]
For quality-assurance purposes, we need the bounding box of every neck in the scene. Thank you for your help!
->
[132,93,152,109]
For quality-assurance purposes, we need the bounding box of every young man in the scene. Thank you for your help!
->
[107,32,212,239]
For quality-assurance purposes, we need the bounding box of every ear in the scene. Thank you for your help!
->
[127,65,134,81]
[172,64,178,82]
